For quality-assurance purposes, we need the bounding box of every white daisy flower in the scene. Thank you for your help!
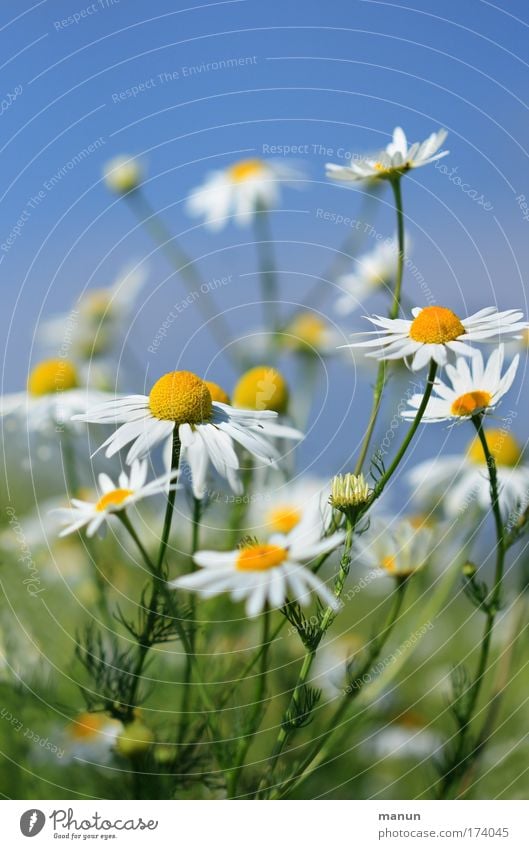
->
[186,157,303,230]
[248,475,331,538]
[72,371,302,499]
[335,238,401,316]
[282,311,343,356]
[40,264,148,361]
[54,459,178,537]
[353,516,434,578]
[103,154,143,194]
[402,345,519,423]
[61,713,123,766]
[326,126,448,184]
[344,305,528,371]
[408,429,529,518]
[171,520,345,617]
[0,359,113,431]
[366,714,443,761]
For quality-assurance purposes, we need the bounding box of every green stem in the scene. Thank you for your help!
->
[157,430,181,573]
[126,189,237,365]
[262,523,354,791]
[369,360,438,504]
[119,513,158,578]
[254,204,278,331]
[178,496,202,744]
[354,177,405,475]
[438,416,506,799]
[275,579,408,799]
[227,607,271,798]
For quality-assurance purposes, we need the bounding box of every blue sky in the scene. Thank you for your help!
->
[1,0,528,485]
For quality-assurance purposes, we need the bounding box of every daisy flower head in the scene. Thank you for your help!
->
[0,358,112,431]
[171,519,345,617]
[353,516,434,579]
[186,157,303,230]
[40,264,148,361]
[63,713,123,765]
[330,473,371,519]
[72,371,302,500]
[248,475,331,538]
[408,429,529,518]
[326,126,448,184]
[103,155,143,194]
[282,311,342,356]
[232,365,289,413]
[345,305,528,371]
[402,345,519,422]
[54,459,178,538]
[335,237,402,316]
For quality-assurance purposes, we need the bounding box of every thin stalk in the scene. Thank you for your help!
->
[125,189,237,364]
[254,204,278,331]
[457,593,529,798]
[369,360,438,504]
[275,578,408,799]
[178,496,202,743]
[227,607,271,797]
[229,458,254,547]
[438,416,507,799]
[263,523,354,789]
[157,430,181,572]
[354,177,405,474]
[114,432,181,718]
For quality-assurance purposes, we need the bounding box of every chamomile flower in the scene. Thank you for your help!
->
[402,346,519,422]
[171,520,345,617]
[62,713,123,765]
[0,359,112,431]
[326,126,448,184]
[40,264,148,361]
[103,155,143,194]
[282,312,342,356]
[345,305,528,371]
[186,157,302,230]
[248,476,331,538]
[353,517,434,579]
[72,371,302,499]
[408,429,529,518]
[54,460,178,538]
[335,238,401,315]
[232,365,289,413]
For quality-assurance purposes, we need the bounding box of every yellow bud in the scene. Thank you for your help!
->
[233,366,288,413]
[115,721,154,757]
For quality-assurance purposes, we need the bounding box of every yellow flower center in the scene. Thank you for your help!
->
[81,289,112,319]
[68,713,108,740]
[228,158,266,182]
[236,543,288,572]
[265,505,302,534]
[451,390,492,417]
[148,371,212,423]
[233,366,288,413]
[381,555,397,574]
[467,429,523,467]
[409,306,465,344]
[286,313,327,348]
[204,380,230,405]
[27,359,79,396]
[96,488,133,511]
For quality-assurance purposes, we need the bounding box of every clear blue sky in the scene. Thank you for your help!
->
[1,0,528,484]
